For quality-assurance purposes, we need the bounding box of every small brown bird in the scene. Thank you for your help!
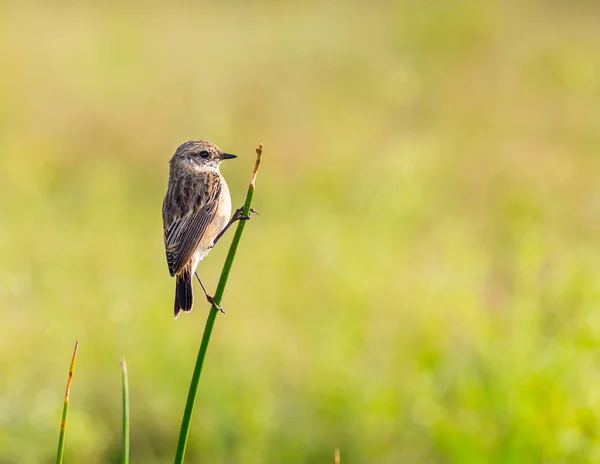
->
[162,140,252,318]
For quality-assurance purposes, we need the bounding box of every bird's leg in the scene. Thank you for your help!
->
[194,271,225,314]
[210,207,259,248]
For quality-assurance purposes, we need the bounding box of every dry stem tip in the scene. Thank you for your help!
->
[251,143,263,187]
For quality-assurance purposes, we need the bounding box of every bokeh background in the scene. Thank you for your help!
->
[1,1,600,462]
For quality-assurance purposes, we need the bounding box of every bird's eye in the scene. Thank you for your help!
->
[199,151,209,159]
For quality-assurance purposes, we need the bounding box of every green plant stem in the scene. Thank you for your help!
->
[56,340,79,464]
[121,358,130,464]
[174,144,263,464]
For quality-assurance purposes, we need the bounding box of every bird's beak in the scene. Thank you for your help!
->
[220,153,237,160]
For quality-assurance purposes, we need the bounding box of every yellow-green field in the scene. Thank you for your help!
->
[1,1,600,462]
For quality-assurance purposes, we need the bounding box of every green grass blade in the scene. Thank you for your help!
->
[174,144,263,464]
[56,340,79,464]
[121,358,130,464]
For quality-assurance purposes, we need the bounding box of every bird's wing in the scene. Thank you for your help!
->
[163,171,222,276]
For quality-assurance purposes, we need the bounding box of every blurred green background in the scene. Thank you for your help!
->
[1,0,600,462]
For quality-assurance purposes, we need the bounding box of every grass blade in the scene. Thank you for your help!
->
[121,358,130,464]
[174,143,263,463]
[56,340,79,464]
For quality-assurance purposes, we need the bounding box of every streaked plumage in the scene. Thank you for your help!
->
[162,140,235,318]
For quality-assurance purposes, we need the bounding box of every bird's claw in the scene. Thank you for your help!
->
[236,207,259,221]
[206,295,225,314]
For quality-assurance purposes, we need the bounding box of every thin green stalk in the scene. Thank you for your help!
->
[56,340,79,464]
[121,358,130,464]
[174,144,263,463]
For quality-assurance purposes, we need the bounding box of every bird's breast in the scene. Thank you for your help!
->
[193,177,231,268]
[218,179,232,225]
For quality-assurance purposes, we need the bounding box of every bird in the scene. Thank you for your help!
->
[162,140,253,318]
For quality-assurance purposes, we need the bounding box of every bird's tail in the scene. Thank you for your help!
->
[174,267,194,318]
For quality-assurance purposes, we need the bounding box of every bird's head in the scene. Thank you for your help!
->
[171,140,237,170]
